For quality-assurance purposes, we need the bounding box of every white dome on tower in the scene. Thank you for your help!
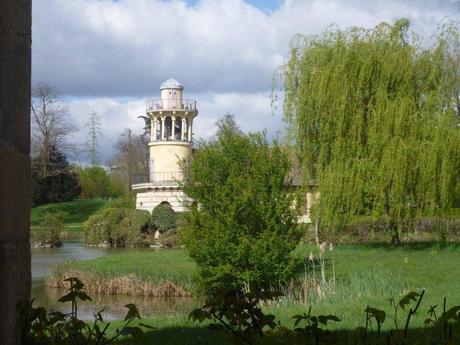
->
[160,78,184,90]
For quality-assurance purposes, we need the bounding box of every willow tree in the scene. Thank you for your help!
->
[281,19,460,243]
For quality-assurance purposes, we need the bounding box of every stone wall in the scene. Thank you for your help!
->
[136,188,190,212]
[0,0,32,344]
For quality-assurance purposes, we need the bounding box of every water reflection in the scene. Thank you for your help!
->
[31,236,200,320]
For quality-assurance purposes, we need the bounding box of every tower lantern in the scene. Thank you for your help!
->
[133,78,197,212]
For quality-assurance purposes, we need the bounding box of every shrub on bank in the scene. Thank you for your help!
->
[324,214,460,243]
[106,193,136,209]
[34,211,67,248]
[152,202,177,233]
[84,207,151,247]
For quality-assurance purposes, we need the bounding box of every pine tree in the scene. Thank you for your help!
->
[85,111,101,166]
[32,145,80,205]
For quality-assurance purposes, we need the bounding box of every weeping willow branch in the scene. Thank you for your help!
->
[281,19,460,240]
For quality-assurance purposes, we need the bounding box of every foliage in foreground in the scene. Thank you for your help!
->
[190,288,460,345]
[281,19,460,242]
[20,277,151,345]
[181,115,301,291]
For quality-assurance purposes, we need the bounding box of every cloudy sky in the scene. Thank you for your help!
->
[32,0,459,164]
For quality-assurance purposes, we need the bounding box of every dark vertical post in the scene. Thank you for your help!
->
[0,0,32,344]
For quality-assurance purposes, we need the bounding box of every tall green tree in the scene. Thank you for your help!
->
[281,19,460,243]
[76,166,111,199]
[32,146,80,205]
[181,115,300,291]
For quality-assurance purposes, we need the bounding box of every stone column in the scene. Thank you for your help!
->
[160,116,165,141]
[150,117,155,142]
[171,116,176,140]
[181,118,186,141]
[154,118,159,141]
[0,1,32,344]
[188,119,193,141]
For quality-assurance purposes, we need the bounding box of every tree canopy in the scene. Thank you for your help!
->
[181,115,300,291]
[32,146,80,206]
[281,19,460,240]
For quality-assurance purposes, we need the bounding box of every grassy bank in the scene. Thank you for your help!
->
[112,243,460,344]
[276,242,460,330]
[31,199,110,237]
[46,243,460,343]
[31,199,109,225]
[48,250,196,297]
[49,243,460,317]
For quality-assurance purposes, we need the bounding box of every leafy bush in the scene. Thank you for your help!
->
[19,277,150,345]
[75,166,111,199]
[75,166,126,199]
[85,207,151,247]
[34,211,68,247]
[152,202,177,233]
[107,193,136,209]
[181,115,300,292]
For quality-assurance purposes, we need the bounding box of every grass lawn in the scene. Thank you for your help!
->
[111,315,222,345]
[31,199,110,237]
[278,242,460,330]
[31,199,109,225]
[64,243,460,344]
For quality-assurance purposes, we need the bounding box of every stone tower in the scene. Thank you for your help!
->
[133,78,197,212]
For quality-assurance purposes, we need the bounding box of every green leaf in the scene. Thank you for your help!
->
[124,303,141,321]
[189,308,211,323]
[139,322,156,330]
[365,307,386,324]
[76,291,92,302]
[440,306,460,322]
[121,326,143,338]
[318,314,341,326]
[58,291,77,303]
[399,292,420,310]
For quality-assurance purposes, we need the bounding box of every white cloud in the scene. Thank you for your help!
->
[33,0,457,96]
[32,0,459,162]
[64,91,282,163]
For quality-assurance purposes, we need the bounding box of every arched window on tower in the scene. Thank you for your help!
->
[182,118,188,141]
[155,117,161,141]
[175,116,182,141]
[165,116,173,140]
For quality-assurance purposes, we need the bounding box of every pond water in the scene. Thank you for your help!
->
[31,236,200,320]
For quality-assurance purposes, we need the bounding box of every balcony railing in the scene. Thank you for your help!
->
[146,99,197,112]
[132,172,183,186]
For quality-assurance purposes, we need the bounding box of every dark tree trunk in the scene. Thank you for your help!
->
[0,0,32,344]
